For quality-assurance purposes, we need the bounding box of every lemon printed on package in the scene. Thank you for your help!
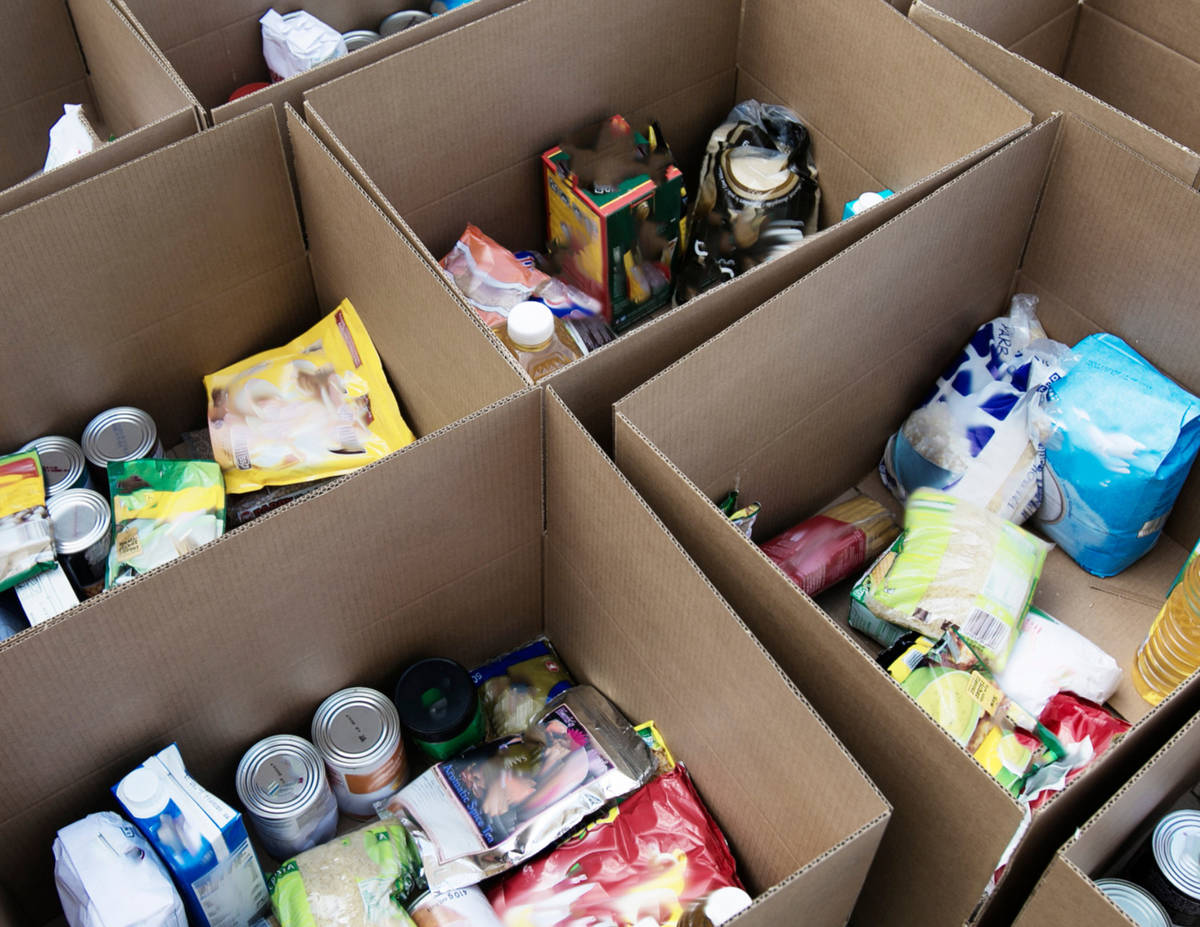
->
[205,299,414,494]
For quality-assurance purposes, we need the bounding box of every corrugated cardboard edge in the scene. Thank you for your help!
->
[909,1,1200,188]
[0,387,542,654]
[109,0,205,121]
[546,387,891,923]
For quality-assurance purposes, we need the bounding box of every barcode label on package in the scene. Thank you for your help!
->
[961,607,1010,654]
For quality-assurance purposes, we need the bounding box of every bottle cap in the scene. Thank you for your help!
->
[507,301,555,348]
[116,767,169,819]
[704,887,753,924]
[851,191,885,215]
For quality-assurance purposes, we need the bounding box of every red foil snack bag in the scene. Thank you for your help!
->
[1025,693,1130,811]
[487,765,743,926]
[760,491,899,596]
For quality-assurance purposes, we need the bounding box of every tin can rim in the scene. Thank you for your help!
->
[1153,810,1200,899]
[81,407,158,467]
[1095,879,1173,927]
[236,734,329,820]
[46,488,111,555]
[311,687,401,768]
[380,10,431,34]
[19,436,87,494]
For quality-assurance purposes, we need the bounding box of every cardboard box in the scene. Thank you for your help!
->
[614,113,1200,927]
[0,104,524,453]
[116,0,521,127]
[302,0,1032,444]
[0,384,892,925]
[1014,710,1200,927]
[909,0,1200,186]
[0,0,200,216]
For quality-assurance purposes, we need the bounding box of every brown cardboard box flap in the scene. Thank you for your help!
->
[0,105,312,448]
[909,2,1200,186]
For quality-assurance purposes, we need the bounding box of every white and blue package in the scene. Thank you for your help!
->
[114,744,269,927]
[1035,334,1200,577]
[881,294,1070,523]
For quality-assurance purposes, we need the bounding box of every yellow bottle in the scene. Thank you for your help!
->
[498,301,582,382]
[1133,551,1200,705]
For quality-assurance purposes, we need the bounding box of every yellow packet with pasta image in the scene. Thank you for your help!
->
[205,300,415,493]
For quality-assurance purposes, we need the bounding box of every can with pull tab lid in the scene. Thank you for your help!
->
[236,734,339,861]
[18,436,93,496]
[81,407,162,470]
[1095,879,1172,927]
[1128,810,1200,926]
[312,687,407,818]
[46,488,111,597]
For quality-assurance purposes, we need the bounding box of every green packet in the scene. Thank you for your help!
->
[106,458,225,588]
[849,488,1050,672]
[716,489,761,539]
[268,822,421,927]
[879,630,1064,796]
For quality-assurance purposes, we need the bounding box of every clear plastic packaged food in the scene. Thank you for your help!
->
[677,100,820,301]
[850,488,1050,671]
[383,685,653,892]
[268,822,422,927]
[761,490,898,597]
[880,294,1071,524]
[106,459,225,588]
[205,299,414,494]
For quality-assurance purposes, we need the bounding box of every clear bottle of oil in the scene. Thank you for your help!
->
[498,301,582,382]
[1133,549,1200,705]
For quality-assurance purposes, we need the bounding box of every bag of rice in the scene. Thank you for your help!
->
[849,488,1050,672]
[268,823,422,927]
[880,294,1071,524]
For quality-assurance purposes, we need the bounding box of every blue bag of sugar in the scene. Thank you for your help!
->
[1036,334,1200,577]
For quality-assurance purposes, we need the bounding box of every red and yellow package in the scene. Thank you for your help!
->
[487,766,743,926]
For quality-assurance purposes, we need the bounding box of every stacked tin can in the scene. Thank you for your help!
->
[236,735,339,861]
[311,687,407,818]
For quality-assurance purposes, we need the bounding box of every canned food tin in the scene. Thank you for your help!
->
[237,734,339,861]
[379,10,430,35]
[1096,879,1173,927]
[342,29,380,51]
[1130,810,1200,926]
[46,489,111,597]
[409,887,504,926]
[81,407,162,469]
[18,436,93,496]
[312,687,407,818]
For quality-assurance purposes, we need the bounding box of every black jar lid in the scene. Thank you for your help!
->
[394,658,479,743]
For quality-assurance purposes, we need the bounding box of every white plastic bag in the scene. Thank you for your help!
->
[43,104,101,172]
[260,9,346,81]
[994,607,1122,716]
[54,812,187,927]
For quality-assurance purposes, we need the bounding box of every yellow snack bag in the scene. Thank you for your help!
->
[205,300,414,494]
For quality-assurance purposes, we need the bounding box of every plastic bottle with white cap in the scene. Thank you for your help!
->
[498,300,582,382]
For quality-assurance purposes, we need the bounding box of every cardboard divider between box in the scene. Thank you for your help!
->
[1013,709,1200,927]
[116,0,523,127]
[0,0,200,216]
[301,0,1031,445]
[0,387,891,925]
[0,103,524,453]
[910,0,1200,185]
[613,113,1200,927]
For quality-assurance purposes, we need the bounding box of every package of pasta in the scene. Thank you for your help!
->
[383,685,654,892]
[849,488,1050,672]
[0,452,56,593]
[471,638,576,738]
[106,459,225,588]
[268,822,422,927]
[205,299,415,494]
[487,764,744,926]
[761,490,899,597]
